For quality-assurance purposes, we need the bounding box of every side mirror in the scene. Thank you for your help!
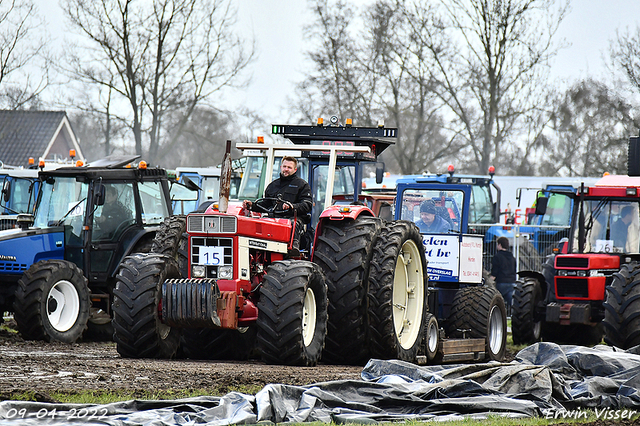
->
[94,184,105,206]
[2,180,10,203]
[535,197,548,216]
[375,162,385,184]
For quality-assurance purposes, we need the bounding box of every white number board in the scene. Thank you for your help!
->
[199,247,227,265]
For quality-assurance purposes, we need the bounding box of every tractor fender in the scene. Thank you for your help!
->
[110,228,157,277]
[313,205,375,252]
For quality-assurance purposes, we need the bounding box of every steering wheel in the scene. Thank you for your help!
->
[251,197,294,217]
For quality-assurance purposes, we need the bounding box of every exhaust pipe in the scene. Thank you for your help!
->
[219,140,232,213]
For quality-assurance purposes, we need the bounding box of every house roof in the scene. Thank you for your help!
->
[0,110,84,168]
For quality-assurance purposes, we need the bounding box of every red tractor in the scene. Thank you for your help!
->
[111,120,431,365]
[512,134,640,347]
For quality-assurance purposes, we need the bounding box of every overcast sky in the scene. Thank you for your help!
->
[35,0,640,122]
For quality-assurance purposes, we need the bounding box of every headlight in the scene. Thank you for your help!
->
[576,270,586,277]
[192,265,206,278]
[218,266,233,279]
[558,270,568,276]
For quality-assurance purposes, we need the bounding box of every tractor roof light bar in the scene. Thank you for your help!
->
[236,142,371,211]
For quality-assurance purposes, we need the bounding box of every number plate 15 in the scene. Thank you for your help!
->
[199,247,227,265]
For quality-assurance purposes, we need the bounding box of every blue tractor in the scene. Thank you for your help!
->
[391,176,508,362]
[0,156,198,343]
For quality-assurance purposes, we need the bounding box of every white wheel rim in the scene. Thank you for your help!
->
[47,280,80,332]
[392,239,425,350]
[302,287,317,346]
[427,319,438,354]
[488,304,505,355]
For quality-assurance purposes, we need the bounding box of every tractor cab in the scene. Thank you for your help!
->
[237,118,395,227]
[0,169,39,229]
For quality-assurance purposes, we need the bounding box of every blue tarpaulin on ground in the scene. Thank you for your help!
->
[1,342,639,425]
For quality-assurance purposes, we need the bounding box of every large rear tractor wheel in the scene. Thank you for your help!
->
[112,254,181,358]
[312,216,382,364]
[256,260,328,366]
[14,260,90,343]
[603,262,640,349]
[368,221,428,362]
[151,215,188,276]
[511,278,543,345]
[446,285,507,361]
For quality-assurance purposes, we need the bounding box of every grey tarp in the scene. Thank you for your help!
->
[1,342,640,425]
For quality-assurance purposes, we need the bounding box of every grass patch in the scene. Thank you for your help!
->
[0,323,18,334]
[394,413,601,425]
[4,384,266,404]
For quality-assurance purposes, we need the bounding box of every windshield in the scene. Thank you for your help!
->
[34,177,88,229]
[0,176,34,214]
[201,176,221,201]
[469,185,494,224]
[540,192,573,226]
[311,164,356,225]
[400,188,464,233]
[573,199,640,254]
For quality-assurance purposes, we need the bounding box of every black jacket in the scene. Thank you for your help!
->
[258,172,312,221]
[491,249,517,283]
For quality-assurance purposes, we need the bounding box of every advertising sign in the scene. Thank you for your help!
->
[423,235,460,281]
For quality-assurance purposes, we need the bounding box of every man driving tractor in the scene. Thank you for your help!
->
[243,156,312,252]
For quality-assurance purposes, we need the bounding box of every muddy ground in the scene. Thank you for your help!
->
[1,325,638,426]
[0,319,523,403]
[0,322,365,401]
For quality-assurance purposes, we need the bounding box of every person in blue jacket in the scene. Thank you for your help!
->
[415,200,450,233]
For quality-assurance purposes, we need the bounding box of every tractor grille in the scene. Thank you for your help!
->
[191,237,233,279]
[0,261,27,272]
[556,257,589,268]
[556,278,589,298]
[188,215,237,233]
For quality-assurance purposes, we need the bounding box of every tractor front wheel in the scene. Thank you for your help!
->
[256,260,328,366]
[112,254,181,358]
[14,260,90,343]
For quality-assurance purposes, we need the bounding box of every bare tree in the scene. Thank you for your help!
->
[367,0,464,174]
[163,106,242,168]
[293,0,376,124]
[610,27,640,95]
[0,0,49,109]
[294,0,461,174]
[61,0,253,164]
[400,0,568,174]
[539,79,638,176]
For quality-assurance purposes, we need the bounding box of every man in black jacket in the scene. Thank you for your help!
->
[490,236,517,313]
[243,157,312,251]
